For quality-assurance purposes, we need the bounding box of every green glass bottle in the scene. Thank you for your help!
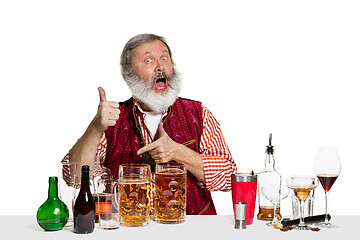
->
[37,176,69,231]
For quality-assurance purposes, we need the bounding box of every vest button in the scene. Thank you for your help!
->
[139,154,143,158]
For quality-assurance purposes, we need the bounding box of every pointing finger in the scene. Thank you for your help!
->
[137,141,158,156]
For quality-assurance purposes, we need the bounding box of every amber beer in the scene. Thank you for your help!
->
[155,162,186,224]
[119,164,151,227]
[119,179,150,226]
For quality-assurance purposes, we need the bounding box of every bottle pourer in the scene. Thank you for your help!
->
[266,133,274,154]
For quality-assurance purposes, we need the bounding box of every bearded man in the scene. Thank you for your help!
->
[62,33,237,215]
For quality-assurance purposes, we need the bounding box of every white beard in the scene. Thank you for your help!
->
[124,68,182,114]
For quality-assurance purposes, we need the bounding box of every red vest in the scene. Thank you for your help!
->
[104,97,216,215]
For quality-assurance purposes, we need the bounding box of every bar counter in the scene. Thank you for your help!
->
[1,215,358,240]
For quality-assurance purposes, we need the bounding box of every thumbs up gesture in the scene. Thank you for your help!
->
[94,87,120,132]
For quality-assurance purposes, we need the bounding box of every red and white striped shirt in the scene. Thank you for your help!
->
[62,101,236,192]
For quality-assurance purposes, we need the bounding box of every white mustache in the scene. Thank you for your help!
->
[151,72,170,87]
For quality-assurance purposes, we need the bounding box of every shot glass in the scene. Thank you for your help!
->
[96,179,120,229]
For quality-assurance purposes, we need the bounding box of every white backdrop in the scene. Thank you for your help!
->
[1,0,359,216]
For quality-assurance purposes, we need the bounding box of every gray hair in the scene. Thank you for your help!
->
[120,33,173,80]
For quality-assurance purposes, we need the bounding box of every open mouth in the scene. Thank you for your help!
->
[154,77,168,92]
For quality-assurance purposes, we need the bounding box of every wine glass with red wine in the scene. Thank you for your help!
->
[314,147,341,228]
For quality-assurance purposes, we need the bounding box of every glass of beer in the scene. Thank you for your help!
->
[155,162,186,224]
[119,164,151,227]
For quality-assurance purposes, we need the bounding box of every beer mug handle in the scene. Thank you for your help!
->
[113,181,119,211]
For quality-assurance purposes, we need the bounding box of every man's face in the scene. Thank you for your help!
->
[131,40,173,93]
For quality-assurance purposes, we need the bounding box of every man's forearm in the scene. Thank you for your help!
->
[175,144,205,184]
[69,117,104,175]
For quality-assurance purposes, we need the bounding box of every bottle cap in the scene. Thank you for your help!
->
[82,165,90,172]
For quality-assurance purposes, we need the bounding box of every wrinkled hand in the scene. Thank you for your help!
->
[94,87,120,132]
[137,122,180,163]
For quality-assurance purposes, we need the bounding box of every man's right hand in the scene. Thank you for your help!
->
[94,86,120,132]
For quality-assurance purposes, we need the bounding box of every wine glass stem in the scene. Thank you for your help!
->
[299,200,306,227]
[324,191,329,225]
[272,203,279,223]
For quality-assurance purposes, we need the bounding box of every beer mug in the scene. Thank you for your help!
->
[155,162,186,224]
[119,164,151,227]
